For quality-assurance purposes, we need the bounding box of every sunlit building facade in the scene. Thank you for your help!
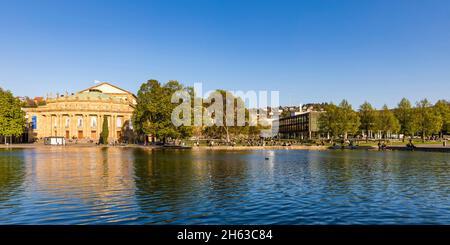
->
[23,83,136,143]
[278,111,322,139]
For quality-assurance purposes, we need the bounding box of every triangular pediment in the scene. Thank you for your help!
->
[79,82,135,96]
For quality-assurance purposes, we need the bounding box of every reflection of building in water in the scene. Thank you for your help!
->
[29,147,136,204]
[23,83,136,143]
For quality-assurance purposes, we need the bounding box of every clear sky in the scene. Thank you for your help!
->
[0,0,449,108]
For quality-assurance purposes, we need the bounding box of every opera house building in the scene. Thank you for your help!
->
[23,83,136,143]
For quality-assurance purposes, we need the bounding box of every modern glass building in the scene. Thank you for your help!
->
[278,111,322,139]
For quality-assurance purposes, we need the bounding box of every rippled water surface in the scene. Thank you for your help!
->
[0,147,450,224]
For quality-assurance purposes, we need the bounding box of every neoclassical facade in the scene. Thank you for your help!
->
[23,83,136,143]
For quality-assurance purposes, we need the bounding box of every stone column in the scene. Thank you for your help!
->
[97,114,102,141]
[56,114,60,136]
[61,114,65,137]
[40,115,45,138]
[70,114,75,139]
[84,114,89,140]
[111,115,117,141]
[51,115,55,136]
[68,115,71,138]
[47,115,49,137]
[60,114,64,137]
[47,115,51,137]
[53,114,57,136]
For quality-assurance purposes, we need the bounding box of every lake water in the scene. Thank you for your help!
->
[0,147,449,224]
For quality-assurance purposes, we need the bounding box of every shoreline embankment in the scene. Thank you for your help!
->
[1,143,449,152]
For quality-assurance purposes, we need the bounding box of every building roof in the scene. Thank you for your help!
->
[78,82,136,98]
[72,91,117,100]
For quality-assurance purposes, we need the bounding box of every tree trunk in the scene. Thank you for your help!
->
[224,127,230,143]
[365,130,369,143]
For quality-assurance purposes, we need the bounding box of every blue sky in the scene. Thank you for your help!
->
[0,0,449,108]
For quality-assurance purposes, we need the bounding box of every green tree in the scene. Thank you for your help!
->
[358,101,377,141]
[394,98,415,141]
[133,79,163,143]
[318,103,339,140]
[99,116,109,144]
[164,80,193,141]
[132,79,193,144]
[0,88,26,144]
[318,100,360,141]
[337,100,360,140]
[413,99,443,142]
[375,105,400,139]
[202,90,261,143]
[434,100,450,137]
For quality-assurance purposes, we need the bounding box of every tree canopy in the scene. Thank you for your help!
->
[0,88,26,142]
[202,89,263,142]
[413,99,443,140]
[394,98,415,138]
[375,105,400,137]
[359,101,377,134]
[132,80,193,143]
[434,99,450,136]
[319,97,450,140]
[319,100,360,140]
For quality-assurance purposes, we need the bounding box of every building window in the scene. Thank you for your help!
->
[32,115,37,130]
[91,116,97,128]
[65,117,70,128]
[77,117,83,128]
[117,117,122,128]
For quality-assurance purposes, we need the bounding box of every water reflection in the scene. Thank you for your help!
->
[0,149,26,202]
[0,148,449,224]
[133,149,202,223]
